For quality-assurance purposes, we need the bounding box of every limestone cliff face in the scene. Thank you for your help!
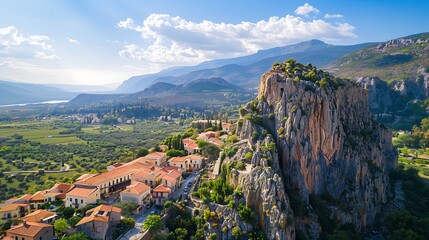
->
[232,66,398,239]
[355,77,393,112]
[257,71,397,232]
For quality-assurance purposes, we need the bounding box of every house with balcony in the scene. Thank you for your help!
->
[74,165,136,196]
[183,138,200,155]
[120,181,152,213]
[76,205,121,240]
[161,170,182,192]
[0,203,30,224]
[168,155,204,172]
[152,185,171,206]
[65,186,99,209]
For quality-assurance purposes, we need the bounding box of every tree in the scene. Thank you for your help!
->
[166,149,186,157]
[142,215,163,232]
[54,218,68,234]
[69,216,81,228]
[61,207,75,219]
[201,143,220,160]
[121,217,136,229]
[116,201,138,216]
[232,226,243,239]
[137,147,149,157]
[62,233,90,240]
[174,228,188,240]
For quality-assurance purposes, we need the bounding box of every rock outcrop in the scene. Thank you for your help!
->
[231,61,398,239]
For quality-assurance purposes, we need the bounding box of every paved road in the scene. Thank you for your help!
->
[119,171,199,240]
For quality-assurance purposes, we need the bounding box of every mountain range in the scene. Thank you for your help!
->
[116,40,374,93]
[0,80,78,106]
[68,77,245,106]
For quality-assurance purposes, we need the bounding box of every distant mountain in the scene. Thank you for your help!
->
[116,40,373,93]
[67,93,125,106]
[329,32,429,81]
[46,84,115,93]
[0,80,78,105]
[69,78,245,106]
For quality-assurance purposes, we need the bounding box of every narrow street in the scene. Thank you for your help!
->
[119,171,199,240]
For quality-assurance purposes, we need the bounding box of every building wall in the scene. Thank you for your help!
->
[0,206,29,224]
[66,189,99,208]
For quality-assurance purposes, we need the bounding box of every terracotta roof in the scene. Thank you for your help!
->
[162,175,177,183]
[0,203,28,212]
[16,194,32,202]
[153,185,171,193]
[167,170,182,179]
[162,166,181,172]
[122,181,150,195]
[76,174,97,182]
[30,191,48,202]
[76,215,109,226]
[169,156,188,164]
[76,166,136,186]
[146,152,166,158]
[132,169,161,179]
[49,183,74,195]
[21,210,57,223]
[3,236,14,240]
[183,138,196,146]
[66,187,97,198]
[186,143,199,149]
[6,222,52,237]
[113,163,123,168]
[86,204,121,215]
[188,155,203,160]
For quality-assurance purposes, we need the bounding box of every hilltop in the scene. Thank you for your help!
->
[330,32,429,81]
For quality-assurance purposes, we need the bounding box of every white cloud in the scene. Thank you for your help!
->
[117,12,356,64]
[324,14,344,19]
[0,26,58,59]
[294,3,320,16]
[67,37,80,44]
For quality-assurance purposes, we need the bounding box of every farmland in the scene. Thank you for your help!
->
[0,119,187,200]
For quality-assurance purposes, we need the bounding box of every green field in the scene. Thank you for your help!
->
[398,156,429,179]
[0,120,84,144]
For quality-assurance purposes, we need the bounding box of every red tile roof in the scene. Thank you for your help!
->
[6,222,52,237]
[66,187,97,198]
[122,181,150,195]
[20,210,57,223]
[153,185,171,193]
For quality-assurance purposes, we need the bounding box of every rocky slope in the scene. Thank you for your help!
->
[228,60,398,239]
[329,33,429,109]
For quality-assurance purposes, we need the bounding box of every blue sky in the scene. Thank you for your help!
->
[0,0,427,87]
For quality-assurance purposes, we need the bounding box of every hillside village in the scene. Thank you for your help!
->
[0,120,236,240]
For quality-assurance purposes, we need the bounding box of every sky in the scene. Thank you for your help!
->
[0,0,427,87]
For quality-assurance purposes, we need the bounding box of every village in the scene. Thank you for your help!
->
[0,120,235,240]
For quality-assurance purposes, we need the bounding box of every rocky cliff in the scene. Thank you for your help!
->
[231,60,398,239]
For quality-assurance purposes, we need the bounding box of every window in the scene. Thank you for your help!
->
[81,199,83,204]
[70,198,72,202]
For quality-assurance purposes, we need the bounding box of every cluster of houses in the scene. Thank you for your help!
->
[67,114,137,125]
[0,151,204,240]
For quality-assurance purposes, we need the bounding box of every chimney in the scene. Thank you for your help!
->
[23,220,28,227]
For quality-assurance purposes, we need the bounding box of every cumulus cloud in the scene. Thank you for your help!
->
[0,26,58,59]
[324,14,344,19]
[67,37,80,44]
[294,3,320,16]
[117,12,356,64]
